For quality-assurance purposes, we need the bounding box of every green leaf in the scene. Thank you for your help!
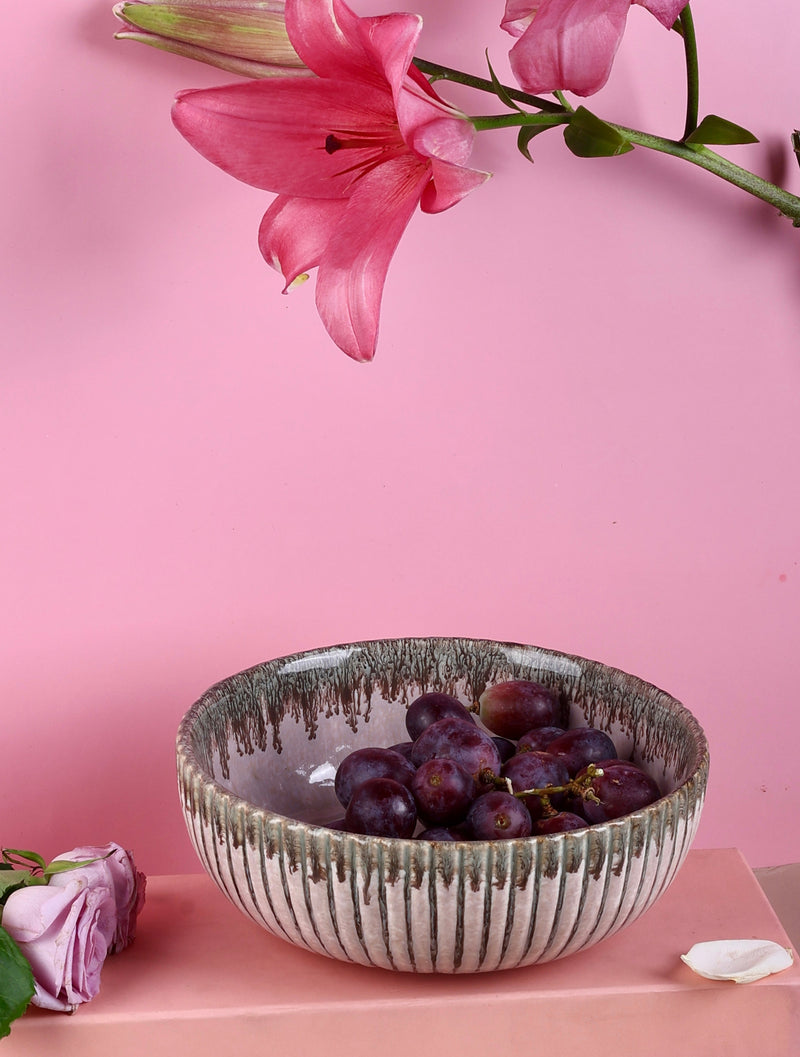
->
[485,50,523,113]
[43,856,105,878]
[0,871,36,906]
[685,114,759,145]
[517,114,569,161]
[0,927,35,1040]
[563,107,634,157]
[518,124,542,161]
[2,850,46,872]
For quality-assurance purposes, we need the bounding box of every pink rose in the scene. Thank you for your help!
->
[1,843,146,1012]
[52,843,146,953]
[1,876,117,1012]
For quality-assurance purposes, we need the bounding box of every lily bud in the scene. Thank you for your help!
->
[113,1,311,79]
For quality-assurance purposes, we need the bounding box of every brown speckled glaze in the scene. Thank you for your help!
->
[176,637,709,973]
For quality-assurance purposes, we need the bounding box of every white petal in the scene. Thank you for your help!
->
[681,939,794,984]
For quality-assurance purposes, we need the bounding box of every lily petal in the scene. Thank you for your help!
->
[258,195,346,287]
[172,79,398,198]
[508,0,631,96]
[421,156,491,213]
[394,75,473,153]
[636,0,687,29]
[315,155,430,361]
[413,117,478,170]
[285,0,362,76]
[502,0,541,37]
[287,0,417,85]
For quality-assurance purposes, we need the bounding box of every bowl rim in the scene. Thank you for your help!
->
[176,636,710,852]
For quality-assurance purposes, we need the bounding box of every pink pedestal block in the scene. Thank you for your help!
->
[5,848,799,1057]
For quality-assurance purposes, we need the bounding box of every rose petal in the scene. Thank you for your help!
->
[2,878,116,1012]
[681,939,794,984]
[52,843,146,952]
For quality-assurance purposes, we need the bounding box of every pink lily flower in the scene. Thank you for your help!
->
[171,0,489,361]
[502,0,687,96]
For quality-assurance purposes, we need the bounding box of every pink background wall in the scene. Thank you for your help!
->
[3,0,798,876]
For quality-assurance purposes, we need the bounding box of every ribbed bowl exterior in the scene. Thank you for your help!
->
[177,637,709,974]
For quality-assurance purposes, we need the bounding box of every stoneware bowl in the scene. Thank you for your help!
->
[176,637,709,974]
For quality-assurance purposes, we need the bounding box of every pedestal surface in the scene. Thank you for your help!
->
[5,848,799,1057]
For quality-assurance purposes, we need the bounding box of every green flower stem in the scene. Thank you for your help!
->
[469,108,800,225]
[416,49,800,225]
[679,5,700,140]
[470,112,570,131]
[413,57,563,113]
[620,125,800,224]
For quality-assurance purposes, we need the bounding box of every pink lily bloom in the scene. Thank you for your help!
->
[172,0,490,361]
[502,0,687,97]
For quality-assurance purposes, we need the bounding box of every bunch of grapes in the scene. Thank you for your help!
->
[328,682,661,841]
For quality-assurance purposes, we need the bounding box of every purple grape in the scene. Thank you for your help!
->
[344,777,417,838]
[410,715,502,780]
[577,760,661,823]
[478,680,561,740]
[388,741,415,760]
[501,751,570,820]
[547,726,618,777]
[405,692,475,740]
[334,747,416,808]
[417,826,464,842]
[535,812,586,835]
[466,791,532,840]
[517,726,566,753]
[491,736,517,763]
[411,758,476,826]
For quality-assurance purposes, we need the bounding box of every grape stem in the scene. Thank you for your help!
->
[480,764,604,805]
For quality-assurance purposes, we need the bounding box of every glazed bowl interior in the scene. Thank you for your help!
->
[186,638,702,825]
